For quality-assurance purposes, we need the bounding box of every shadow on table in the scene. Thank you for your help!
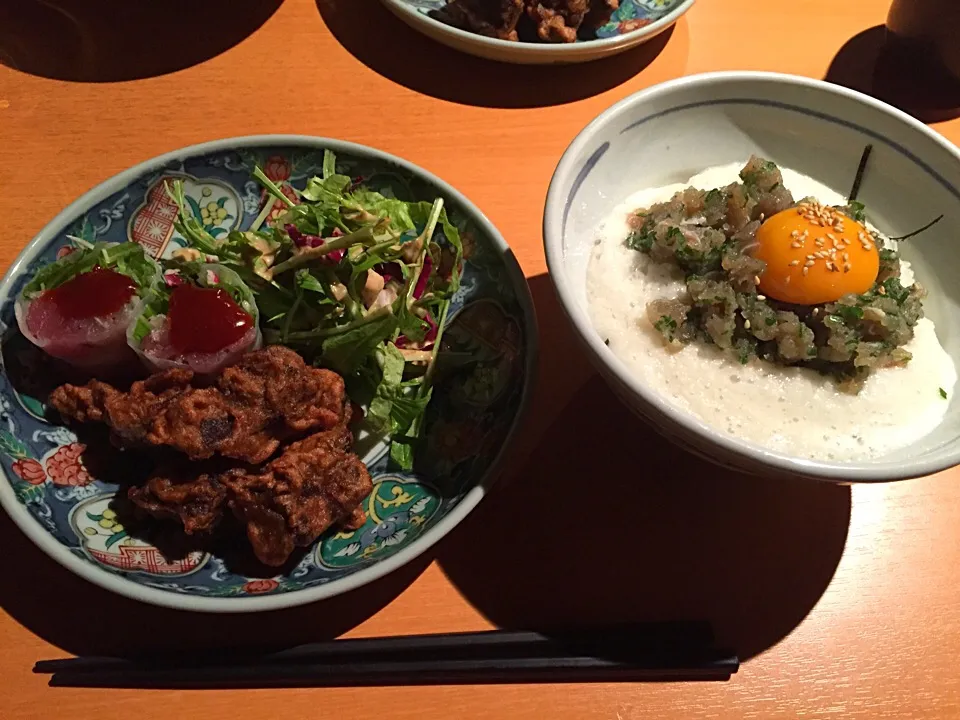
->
[314,0,677,109]
[0,513,432,658]
[3,268,848,662]
[0,0,282,82]
[826,25,960,124]
[438,343,851,660]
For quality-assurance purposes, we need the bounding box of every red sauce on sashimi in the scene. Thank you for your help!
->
[168,283,253,354]
[43,267,137,320]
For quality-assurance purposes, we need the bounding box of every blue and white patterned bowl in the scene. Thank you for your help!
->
[0,136,536,611]
[381,0,694,64]
[544,72,960,483]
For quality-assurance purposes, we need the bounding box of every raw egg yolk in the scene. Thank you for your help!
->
[753,202,879,305]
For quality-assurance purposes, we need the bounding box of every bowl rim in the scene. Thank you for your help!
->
[0,134,539,612]
[544,70,960,483]
[379,0,696,57]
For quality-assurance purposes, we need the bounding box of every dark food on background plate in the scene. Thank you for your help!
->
[50,346,347,466]
[436,0,523,39]
[435,0,619,43]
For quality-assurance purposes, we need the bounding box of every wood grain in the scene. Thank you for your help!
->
[3,0,960,717]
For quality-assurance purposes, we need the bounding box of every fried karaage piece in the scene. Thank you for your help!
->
[50,346,347,465]
[129,423,371,566]
[526,0,588,42]
[436,0,618,42]
[434,0,524,40]
[128,467,227,535]
[221,425,372,566]
[340,505,368,531]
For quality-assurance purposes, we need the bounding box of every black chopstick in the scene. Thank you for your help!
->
[36,625,738,688]
[47,653,739,688]
[36,623,717,674]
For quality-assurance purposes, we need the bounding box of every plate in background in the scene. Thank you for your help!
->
[381,0,694,64]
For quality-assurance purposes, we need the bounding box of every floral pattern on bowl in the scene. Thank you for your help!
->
[0,138,536,611]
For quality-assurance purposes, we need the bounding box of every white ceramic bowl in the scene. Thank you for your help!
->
[544,72,960,482]
[380,0,694,65]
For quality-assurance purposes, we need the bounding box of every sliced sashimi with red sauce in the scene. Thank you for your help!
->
[139,319,259,376]
[16,267,144,373]
[37,267,137,320]
[168,284,254,354]
[129,265,262,376]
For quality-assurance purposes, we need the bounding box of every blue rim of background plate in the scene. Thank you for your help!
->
[0,135,538,612]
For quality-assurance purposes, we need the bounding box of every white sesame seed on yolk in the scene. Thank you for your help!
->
[753,202,880,306]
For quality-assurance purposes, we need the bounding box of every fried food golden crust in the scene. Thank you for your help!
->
[128,469,227,535]
[437,0,618,42]
[221,426,372,566]
[50,346,347,465]
[129,423,371,566]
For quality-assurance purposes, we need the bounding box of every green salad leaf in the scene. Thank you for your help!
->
[322,149,337,180]
[367,343,407,433]
[321,311,399,376]
[22,241,160,299]
[169,151,464,470]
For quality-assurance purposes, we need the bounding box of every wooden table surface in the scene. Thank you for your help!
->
[3,0,960,717]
